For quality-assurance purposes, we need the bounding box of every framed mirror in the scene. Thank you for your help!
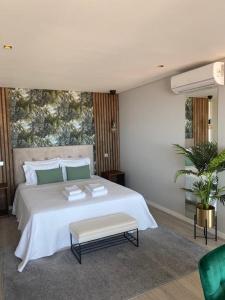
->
[184,87,218,219]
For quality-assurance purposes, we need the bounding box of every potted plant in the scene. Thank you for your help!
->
[193,174,225,227]
[174,142,225,228]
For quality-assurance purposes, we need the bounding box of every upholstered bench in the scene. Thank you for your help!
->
[69,213,139,263]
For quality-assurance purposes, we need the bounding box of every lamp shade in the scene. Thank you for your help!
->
[0,161,4,166]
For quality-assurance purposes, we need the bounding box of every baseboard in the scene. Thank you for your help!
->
[147,200,193,225]
[146,199,225,240]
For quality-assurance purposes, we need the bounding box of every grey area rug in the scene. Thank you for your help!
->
[1,226,207,300]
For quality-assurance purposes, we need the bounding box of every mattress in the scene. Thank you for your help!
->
[13,176,157,272]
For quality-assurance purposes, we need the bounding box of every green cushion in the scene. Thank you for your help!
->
[66,165,90,181]
[199,245,225,300]
[36,167,63,185]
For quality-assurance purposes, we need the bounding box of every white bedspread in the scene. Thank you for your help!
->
[13,176,157,272]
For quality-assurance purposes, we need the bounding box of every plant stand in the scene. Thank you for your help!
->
[194,214,217,245]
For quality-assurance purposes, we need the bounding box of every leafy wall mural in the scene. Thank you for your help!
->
[9,89,95,148]
[185,97,193,139]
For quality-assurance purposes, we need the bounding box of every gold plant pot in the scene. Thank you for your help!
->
[196,204,215,228]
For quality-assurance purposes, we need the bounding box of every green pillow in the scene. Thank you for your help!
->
[66,165,90,181]
[36,167,63,185]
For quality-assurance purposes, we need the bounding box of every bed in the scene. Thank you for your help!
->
[12,145,157,272]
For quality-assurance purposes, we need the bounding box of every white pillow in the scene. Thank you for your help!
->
[60,157,91,181]
[23,161,60,185]
[24,157,60,165]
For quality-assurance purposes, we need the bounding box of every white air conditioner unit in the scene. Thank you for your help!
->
[171,62,224,94]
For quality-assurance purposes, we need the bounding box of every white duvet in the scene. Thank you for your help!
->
[13,176,157,272]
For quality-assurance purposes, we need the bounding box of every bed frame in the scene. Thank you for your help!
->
[13,145,94,186]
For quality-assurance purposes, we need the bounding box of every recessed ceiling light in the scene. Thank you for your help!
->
[3,44,13,50]
[157,64,165,68]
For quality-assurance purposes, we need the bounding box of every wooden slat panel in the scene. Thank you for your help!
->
[5,89,14,201]
[0,88,14,206]
[192,97,208,146]
[0,90,3,183]
[93,93,120,175]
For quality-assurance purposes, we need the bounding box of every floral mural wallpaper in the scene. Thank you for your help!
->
[9,88,95,148]
[185,97,193,139]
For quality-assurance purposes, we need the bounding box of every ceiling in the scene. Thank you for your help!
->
[1,0,225,93]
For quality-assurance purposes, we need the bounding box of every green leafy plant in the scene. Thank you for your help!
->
[174,142,218,179]
[174,142,225,209]
[193,174,225,209]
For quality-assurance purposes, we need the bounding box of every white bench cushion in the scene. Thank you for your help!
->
[69,213,138,244]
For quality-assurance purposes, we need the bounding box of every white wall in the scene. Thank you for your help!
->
[119,77,185,215]
[119,62,225,234]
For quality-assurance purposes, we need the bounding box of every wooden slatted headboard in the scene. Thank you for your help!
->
[13,145,93,186]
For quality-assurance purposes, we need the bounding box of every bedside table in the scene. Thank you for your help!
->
[0,183,8,216]
[101,170,125,186]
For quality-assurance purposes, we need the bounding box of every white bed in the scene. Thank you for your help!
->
[13,176,157,272]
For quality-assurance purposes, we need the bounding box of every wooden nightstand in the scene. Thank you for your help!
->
[101,170,125,186]
[0,183,8,216]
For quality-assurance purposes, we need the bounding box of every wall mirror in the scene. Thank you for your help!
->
[184,87,218,219]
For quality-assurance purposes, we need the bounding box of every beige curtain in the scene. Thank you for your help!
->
[192,97,209,146]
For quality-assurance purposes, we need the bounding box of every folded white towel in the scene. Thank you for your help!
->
[85,185,108,197]
[64,190,82,198]
[86,183,105,192]
[92,189,108,197]
[63,191,86,201]
[65,185,82,195]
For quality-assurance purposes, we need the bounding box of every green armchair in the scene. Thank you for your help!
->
[199,245,225,300]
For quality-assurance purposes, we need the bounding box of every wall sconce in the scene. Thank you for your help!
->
[0,161,4,166]
[111,120,117,132]
[208,119,212,129]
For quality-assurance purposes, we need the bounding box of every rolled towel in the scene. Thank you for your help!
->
[63,191,86,201]
[65,185,82,195]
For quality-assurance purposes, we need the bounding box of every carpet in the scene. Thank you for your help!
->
[1,226,207,300]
